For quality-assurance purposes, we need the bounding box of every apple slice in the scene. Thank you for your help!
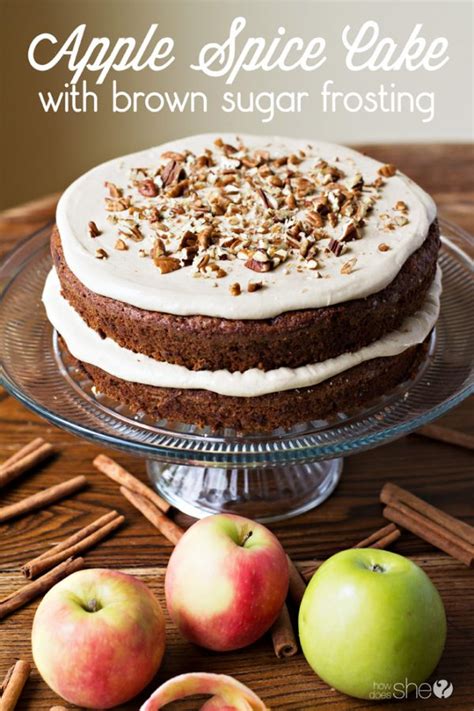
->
[140,672,268,711]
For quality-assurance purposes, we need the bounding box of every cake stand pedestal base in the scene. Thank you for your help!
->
[147,458,343,523]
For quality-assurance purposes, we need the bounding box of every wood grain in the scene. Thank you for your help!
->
[0,145,473,709]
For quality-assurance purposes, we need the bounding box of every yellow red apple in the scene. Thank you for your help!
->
[165,514,288,651]
[140,672,269,710]
[32,568,165,709]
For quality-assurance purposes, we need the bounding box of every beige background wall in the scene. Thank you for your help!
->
[0,0,472,210]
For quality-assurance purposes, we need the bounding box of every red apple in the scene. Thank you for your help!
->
[165,514,288,651]
[32,568,166,709]
[140,672,269,710]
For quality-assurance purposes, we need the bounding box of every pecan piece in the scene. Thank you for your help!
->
[245,257,272,273]
[162,160,186,187]
[328,238,345,257]
[340,257,357,274]
[167,179,189,198]
[151,238,167,259]
[340,220,358,242]
[154,256,181,274]
[395,200,408,212]
[197,226,214,249]
[104,181,122,197]
[306,210,324,228]
[88,221,101,238]
[114,238,128,251]
[378,163,397,178]
[138,179,159,197]
[118,223,143,242]
[105,196,130,212]
[161,150,186,161]
[256,188,278,210]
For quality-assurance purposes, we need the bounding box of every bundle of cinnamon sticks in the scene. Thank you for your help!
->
[93,454,184,545]
[381,483,474,567]
[0,437,55,489]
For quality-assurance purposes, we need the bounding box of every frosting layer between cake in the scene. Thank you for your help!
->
[43,267,441,398]
[56,134,436,320]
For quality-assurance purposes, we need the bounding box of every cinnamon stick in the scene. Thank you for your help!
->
[119,487,184,545]
[301,524,402,580]
[271,603,298,658]
[286,555,307,606]
[0,660,31,710]
[383,503,474,567]
[93,454,170,513]
[34,510,119,560]
[0,475,87,524]
[0,438,46,470]
[0,557,84,619]
[381,483,474,546]
[416,424,474,451]
[22,512,124,579]
[353,523,401,549]
[0,439,55,488]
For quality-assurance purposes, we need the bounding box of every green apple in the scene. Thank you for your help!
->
[299,548,446,700]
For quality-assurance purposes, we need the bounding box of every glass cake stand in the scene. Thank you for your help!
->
[0,221,472,522]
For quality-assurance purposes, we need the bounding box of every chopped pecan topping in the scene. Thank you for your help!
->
[99,137,402,290]
[378,243,391,252]
[248,281,263,292]
[95,248,108,259]
[229,282,241,296]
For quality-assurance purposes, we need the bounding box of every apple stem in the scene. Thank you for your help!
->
[241,530,253,546]
[85,598,99,612]
[371,564,385,573]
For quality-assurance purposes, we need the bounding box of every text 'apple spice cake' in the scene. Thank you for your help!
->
[43,134,441,433]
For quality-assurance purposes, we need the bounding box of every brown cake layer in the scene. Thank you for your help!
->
[52,223,439,373]
[64,340,428,434]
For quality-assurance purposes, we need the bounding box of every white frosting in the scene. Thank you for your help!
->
[56,133,436,320]
[43,267,441,398]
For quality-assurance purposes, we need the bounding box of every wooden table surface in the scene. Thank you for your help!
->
[0,144,472,710]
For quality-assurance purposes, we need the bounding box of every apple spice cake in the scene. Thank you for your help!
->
[43,134,441,433]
